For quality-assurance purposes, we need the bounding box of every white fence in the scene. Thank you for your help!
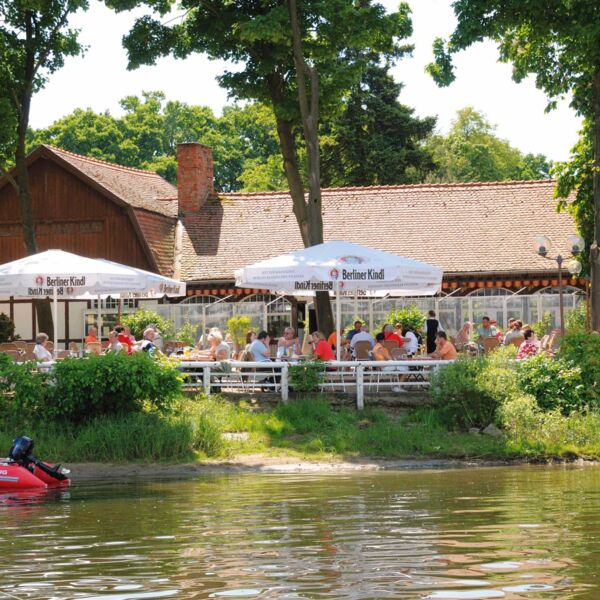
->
[176,359,451,409]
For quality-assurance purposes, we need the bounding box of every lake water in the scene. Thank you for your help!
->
[1,465,599,599]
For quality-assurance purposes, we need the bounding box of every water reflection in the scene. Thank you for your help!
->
[0,466,599,598]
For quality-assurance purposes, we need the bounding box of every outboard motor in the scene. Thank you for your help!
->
[9,436,35,466]
[8,436,69,481]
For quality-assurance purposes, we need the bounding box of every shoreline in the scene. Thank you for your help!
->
[67,453,598,482]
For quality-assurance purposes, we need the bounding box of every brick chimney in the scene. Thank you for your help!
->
[177,143,214,214]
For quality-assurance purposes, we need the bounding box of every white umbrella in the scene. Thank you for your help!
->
[235,240,443,360]
[0,249,186,352]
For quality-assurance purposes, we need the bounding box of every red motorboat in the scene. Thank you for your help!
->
[0,437,70,491]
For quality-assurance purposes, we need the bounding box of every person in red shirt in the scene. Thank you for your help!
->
[114,325,134,354]
[382,323,403,347]
[311,331,335,361]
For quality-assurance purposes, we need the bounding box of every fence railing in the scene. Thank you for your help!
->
[177,360,452,409]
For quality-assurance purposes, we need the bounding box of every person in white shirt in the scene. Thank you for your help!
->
[402,327,419,355]
[107,330,124,353]
[33,333,53,362]
[350,325,375,353]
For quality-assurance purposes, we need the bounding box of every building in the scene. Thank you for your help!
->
[0,143,584,342]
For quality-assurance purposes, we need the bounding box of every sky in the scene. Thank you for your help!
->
[30,0,582,162]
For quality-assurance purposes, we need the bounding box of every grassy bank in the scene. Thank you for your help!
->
[3,394,600,464]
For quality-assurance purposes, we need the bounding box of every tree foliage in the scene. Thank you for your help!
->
[321,63,436,187]
[426,0,600,328]
[425,107,551,183]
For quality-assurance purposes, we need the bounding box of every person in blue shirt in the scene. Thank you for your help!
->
[346,320,363,342]
[249,331,271,362]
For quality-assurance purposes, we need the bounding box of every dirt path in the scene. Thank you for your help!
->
[67,454,537,482]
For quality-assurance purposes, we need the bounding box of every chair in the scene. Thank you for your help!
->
[2,350,20,361]
[20,351,37,362]
[508,335,524,348]
[0,342,18,352]
[164,340,186,355]
[55,350,71,359]
[13,341,27,352]
[25,342,36,353]
[482,337,500,353]
[390,347,409,360]
[383,339,399,352]
[86,342,102,355]
[353,341,372,360]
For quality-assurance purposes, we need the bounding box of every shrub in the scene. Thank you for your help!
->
[226,316,253,350]
[174,322,197,346]
[532,310,553,338]
[516,354,585,414]
[565,302,587,334]
[121,308,174,340]
[0,313,15,342]
[288,361,326,393]
[559,332,600,407]
[43,353,182,424]
[384,304,426,331]
[429,357,499,429]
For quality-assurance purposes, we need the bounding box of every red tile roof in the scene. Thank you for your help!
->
[132,209,176,277]
[180,179,576,282]
[41,145,178,218]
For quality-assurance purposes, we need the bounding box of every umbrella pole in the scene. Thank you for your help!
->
[335,281,341,362]
[97,294,102,344]
[52,287,58,358]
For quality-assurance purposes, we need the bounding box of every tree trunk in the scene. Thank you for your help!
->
[591,69,600,331]
[14,21,54,339]
[287,0,334,336]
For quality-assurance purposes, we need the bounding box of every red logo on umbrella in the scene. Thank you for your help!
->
[35,276,44,285]
[329,268,340,280]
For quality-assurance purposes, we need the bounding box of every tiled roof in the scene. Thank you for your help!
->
[180,179,576,282]
[132,209,176,277]
[42,145,178,218]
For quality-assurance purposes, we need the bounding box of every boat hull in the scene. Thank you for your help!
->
[0,463,70,490]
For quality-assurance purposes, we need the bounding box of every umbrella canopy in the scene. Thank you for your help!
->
[0,250,185,299]
[0,250,186,351]
[235,240,443,296]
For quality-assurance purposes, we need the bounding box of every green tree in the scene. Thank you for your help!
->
[321,63,436,187]
[0,0,88,339]
[425,107,552,183]
[107,0,412,335]
[426,0,600,329]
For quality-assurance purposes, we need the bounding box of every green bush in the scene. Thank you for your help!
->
[384,304,426,331]
[429,347,517,430]
[0,354,48,425]
[565,302,587,334]
[288,361,326,393]
[33,353,182,424]
[516,354,585,414]
[0,313,15,342]
[121,308,174,340]
[559,332,600,407]
[226,315,253,350]
[174,322,197,346]
[429,357,498,429]
[532,310,553,338]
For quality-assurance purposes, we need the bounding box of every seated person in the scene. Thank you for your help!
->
[244,331,256,352]
[33,333,53,361]
[106,330,124,353]
[372,333,392,361]
[311,330,335,361]
[382,323,403,347]
[85,325,98,344]
[350,325,375,354]
[248,331,272,362]
[516,329,539,359]
[345,320,363,342]
[139,328,159,355]
[115,325,134,354]
[277,327,300,358]
[454,322,472,349]
[477,316,497,339]
[431,331,458,360]
[504,320,523,344]
[401,325,419,355]
[208,330,231,361]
